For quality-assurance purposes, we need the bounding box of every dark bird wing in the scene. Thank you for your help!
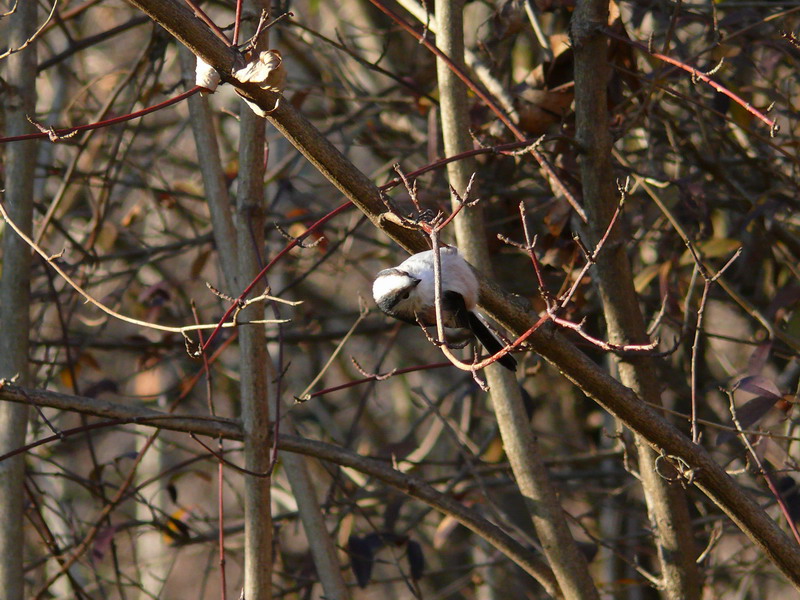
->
[466,312,518,371]
[445,291,517,371]
[441,291,472,329]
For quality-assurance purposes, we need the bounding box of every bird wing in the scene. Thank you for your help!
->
[444,291,517,371]
[465,311,518,371]
[442,291,472,329]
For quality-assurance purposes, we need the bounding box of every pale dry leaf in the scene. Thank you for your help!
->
[234,49,285,92]
[195,56,221,92]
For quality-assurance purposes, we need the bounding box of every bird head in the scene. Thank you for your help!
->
[372,268,421,320]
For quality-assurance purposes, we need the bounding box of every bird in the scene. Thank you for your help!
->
[372,247,517,371]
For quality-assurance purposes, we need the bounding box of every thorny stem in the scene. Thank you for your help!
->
[190,303,228,600]
[364,0,584,220]
[429,228,522,373]
[728,392,800,546]
[690,249,743,442]
[558,189,626,311]
[604,27,778,134]
[0,202,292,336]
[0,87,203,144]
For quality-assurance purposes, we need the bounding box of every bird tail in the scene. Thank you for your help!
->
[466,312,517,371]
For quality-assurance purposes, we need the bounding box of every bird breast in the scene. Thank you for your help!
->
[397,249,478,310]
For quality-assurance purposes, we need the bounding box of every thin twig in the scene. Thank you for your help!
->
[294,298,369,400]
[0,201,290,337]
[0,0,58,61]
[727,391,800,545]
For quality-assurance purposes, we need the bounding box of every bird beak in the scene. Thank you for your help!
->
[398,270,421,285]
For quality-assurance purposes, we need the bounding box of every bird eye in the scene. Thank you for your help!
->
[399,291,410,300]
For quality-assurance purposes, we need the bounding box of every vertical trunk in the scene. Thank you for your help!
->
[238,74,275,600]
[571,1,701,597]
[134,372,172,600]
[0,3,38,599]
[435,1,598,597]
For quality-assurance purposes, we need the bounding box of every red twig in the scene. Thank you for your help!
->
[728,392,800,546]
[201,201,353,351]
[191,303,227,600]
[233,0,244,46]
[300,362,450,400]
[364,0,583,218]
[183,0,231,45]
[0,86,203,144]
[604,28,778,135]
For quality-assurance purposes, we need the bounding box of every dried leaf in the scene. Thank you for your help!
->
[734,375,782,400]
[679,239,742,265]
[190,249,211,279]
[633,263,661,294]
[760,437,791,469]
[163,507,192,543]
[83,379,119,398]
[92,525,118,562]
[166,482,178,505]
[234,49,285,92]
[745,344,773,377]
[717,378,786,445]
[433,514,460,549]
[406,540,425,581]
[348,535,376,588]
[779,477,800,523]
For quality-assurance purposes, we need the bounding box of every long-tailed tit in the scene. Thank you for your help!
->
[372,247,517,371]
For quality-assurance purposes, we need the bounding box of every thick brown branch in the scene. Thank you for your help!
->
[0,382,561,596]
[100,0,800,588]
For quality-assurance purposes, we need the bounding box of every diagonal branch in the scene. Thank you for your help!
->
[0,382,561,597]
[106,0,800,589]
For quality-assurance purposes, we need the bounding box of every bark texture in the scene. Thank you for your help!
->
[571,1,701,597]
[0,3,38,599]
[436,1,598,597]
